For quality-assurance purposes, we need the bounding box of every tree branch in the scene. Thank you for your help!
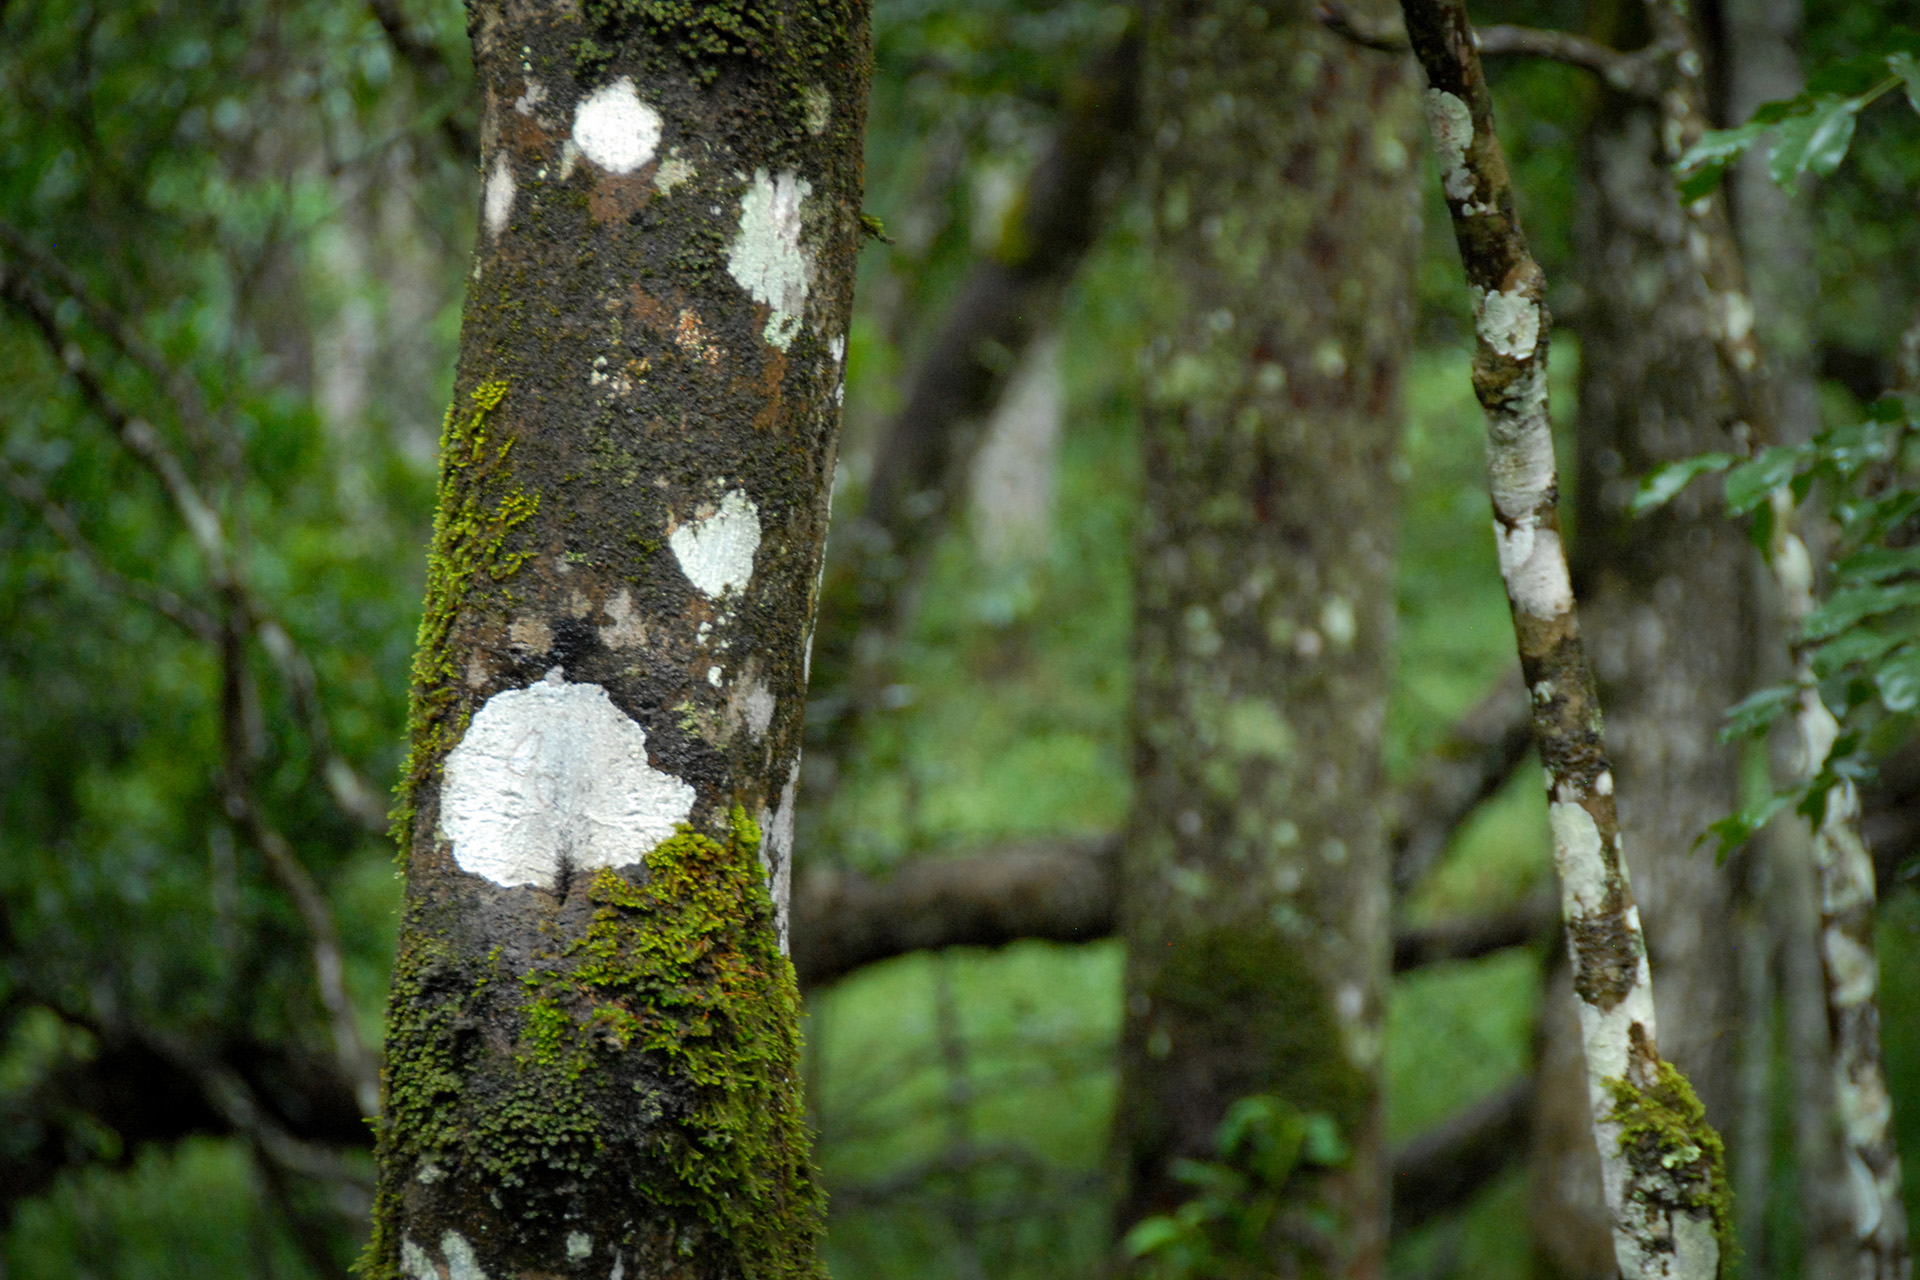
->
[1388,676,1533,893]
[1389,1075,1536,1235]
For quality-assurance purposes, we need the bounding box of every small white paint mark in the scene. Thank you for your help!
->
[707,665,723,687]
[670,489,761,597]
[441,1233,489,1280]
[566,1232,593,1261]
[440,670,695,890]
[803,85,831,134]
[572,77,662,175]
[1423,88,1475,202]
[484,153,516,239]
[1476,286,1540,360]
[726,168,813,351]
[401,1237,437,1280]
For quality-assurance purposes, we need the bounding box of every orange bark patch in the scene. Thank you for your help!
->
[589,166,658,225]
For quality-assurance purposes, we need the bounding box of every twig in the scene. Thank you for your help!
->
[1399,0,1728,1270]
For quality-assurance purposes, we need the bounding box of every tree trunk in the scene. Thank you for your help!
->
[1111,0,1419,1271]
[1526,72,1755,1278]
[1398,0,1732,1274]
[365,5,870,1278]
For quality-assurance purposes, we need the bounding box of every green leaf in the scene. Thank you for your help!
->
[1677,160,1728,203]
[1811,626,1903,677]
[1631,453,1735,514]
[1876,646,1920,713]
[1723,445,1802,513]
[1678,120,1770,174]
[1123,1216,1186,1258]
[1806,580,1920,640]
[1833,545,1920,584]
[1767,95,1860,186]
[1299,1113,1348,1167]
[1893,52,1920,111]
[1720,684,1797,741]
[1701,791,1794,862]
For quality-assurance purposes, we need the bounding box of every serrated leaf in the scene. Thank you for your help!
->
[1720,684,1797,741]
[1724,445,1801,513]
[1806,580,1920,640]
[1631,453,1735,514]
[1876,646,1920,712]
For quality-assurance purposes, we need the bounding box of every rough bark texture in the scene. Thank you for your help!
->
[1111,1,1419,1272]
[366,5,870,1278]
[1527,69,1755,1278]
[1398,0,1731,1273]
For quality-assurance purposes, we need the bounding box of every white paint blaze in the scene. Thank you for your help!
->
[670,489,761,597]
[726,168,813,350]
[484,153,516,239]
[1423,88,1475,202]
[572,77,662,175]
[440,670,694,890]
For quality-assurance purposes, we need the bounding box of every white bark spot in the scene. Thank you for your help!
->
[765,759,800,953]
[741,679,775,737]
[1423,88,1475,201]
[1721,291,1754,344]
[513,79,546,116]
[559,140,581,181]
[1485,368,1554,519]
[1595,770,1613,796]
[401,1238,437,1280]
[441,1234,489,1280]
[572,77,662,175]
[1495,518,1573,617]
[829,334,846,364]
[1475,286,1540,359]
[484,153,516,239]
[1823,927,1878,1006]
[1336,983,1364,1022]
[653,152,694,194]
[566,1233,593,1261]
[671,489,761,597]
[440,670,695,890]
[707,665,723,688]
[1550,800,1609,916]
[1319,596,1356,649]
[803,85,831,135]
[609,1254,625,1280]
[726,168,813,351]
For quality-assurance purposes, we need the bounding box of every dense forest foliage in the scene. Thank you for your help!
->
[4,0,1920,1276]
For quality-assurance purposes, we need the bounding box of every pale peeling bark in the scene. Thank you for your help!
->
[1397,1,1728,1275]
[366,4,871,1278]
[1638,3,1912,1271]
[1111,1,1419,1272]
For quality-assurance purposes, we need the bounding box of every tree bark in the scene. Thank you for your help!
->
[1398,0,1731,1273]
[365,5,870,1278]
[1111,1,1419,1272]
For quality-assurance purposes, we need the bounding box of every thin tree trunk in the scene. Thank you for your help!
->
[365,5,870,1277]
[1111,0,1419,1271]
[1397,0,1730,1274]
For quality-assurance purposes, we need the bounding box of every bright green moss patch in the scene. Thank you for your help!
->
[393,379,537,853]
[1605,1060,1733,1255]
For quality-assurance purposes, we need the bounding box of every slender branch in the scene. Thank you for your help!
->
[1638,1,1912,1265]
[1316,2,1666,99]
[1398,0,1728,1270]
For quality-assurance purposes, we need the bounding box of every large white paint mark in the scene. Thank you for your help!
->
[726,168,813,351]
[1495,518,1573,617]
[400,1238,437,1280]
[670,489,761,597]
[440,669,694,890]
[572,77,662,175]
[441,1233,489,1280]
[484,153,516,239]
[1423,88,1475,202]
[1475,286,1540,360]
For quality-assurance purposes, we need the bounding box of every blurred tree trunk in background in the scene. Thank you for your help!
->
[365,2,869,1277]
[1526,7,1755,1272]
[1110,0,1418,1271]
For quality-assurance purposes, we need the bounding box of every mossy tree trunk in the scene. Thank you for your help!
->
[1110,0,1419,1272]
[1526,64,1756,1276]
[365,4,869,1278]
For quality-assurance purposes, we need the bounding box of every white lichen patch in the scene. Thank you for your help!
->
[741,678,776,737]
[726,168,813,351]
[484,152,516,239]
[599,589,647,650]
[1423,88,1475,202]
[1549,800,1610,916]
[441,1233,489,1280]
[559,139,582,182]
[670,489,761,598]
[513,79,546,116]
[653,151,694,194]
[401,1237,437,1280]
[572,77,662,175]
[566,1233,593,1261]
[439,669,694,890]
[1495,518,1573,617]
[1475,286,1540,360]
[803,85,832,135]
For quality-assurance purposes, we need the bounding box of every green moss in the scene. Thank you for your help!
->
[1604,1060,1733,1256]
[578,0,773,82]
[365,810,823,1280]
[391,379,538,854]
